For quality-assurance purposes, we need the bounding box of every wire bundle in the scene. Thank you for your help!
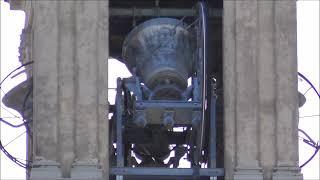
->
[297,72,320,168]
[0,61,33,169]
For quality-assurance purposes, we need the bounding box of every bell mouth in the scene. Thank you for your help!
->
[149,84,184,100]
[144,68,188,91]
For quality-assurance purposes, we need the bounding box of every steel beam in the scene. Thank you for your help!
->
[110,168,224,177]
[135,101,201,109]
[116,78,124,180]
[209,94,217,169]
[110,8,222,17]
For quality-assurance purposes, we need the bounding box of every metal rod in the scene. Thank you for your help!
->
[209,82,217,169]
[116,78,124,180]
[110,8,222,17]
[0,117,27,128]
[186,18,199,30]
[135,101,201,109]
[110,167,224,176]
[199,1,207,164]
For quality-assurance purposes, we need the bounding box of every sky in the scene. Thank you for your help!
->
[0,0,319,179]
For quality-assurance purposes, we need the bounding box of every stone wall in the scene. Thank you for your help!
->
[6,0,302,179]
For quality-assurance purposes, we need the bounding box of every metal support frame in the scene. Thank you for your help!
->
[111,2,224,179]
[112,80,223,178]
[110,167,224,177]
[116,78,124,180]
[110,8,222,18]
[112,82,223,178]
[209,80,217,171]
[135,101,201,109]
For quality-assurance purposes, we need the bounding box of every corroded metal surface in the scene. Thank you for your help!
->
[122,18,194,92]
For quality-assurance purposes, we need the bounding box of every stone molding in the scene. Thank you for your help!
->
[234,167,263,180]
[272,166,303,180]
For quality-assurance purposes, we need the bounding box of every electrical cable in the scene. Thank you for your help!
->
[2,131,26,148]
[1,106,21,119]
[299,129,320,168]
[300,148,319,168]
[0,140,29,168]
[0,62,33,130]
[303,87,312,96]
[297,72,320,168]
[0,61,33,169]
[0,117,29,128]
[0,61,33,87]
[299,129,317,146]
[298,72,320,98]
[0,86,33,132]
[299,114,320,119]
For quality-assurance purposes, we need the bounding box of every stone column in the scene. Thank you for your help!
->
[272,1,302,179]
[72,1,109,179]
[6,0,109,179]
[32,1,61,178]
[224,0,263,179]
[257,1,276,180]
[223,0,302,179]
[223,0,236,179]
[57,1,76,177]
[227,0,263,179]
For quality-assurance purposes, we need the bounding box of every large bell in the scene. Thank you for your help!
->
[122,18,194,98]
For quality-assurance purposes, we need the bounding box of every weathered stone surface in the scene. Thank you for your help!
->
[7,0,109,179]
[234,0,260,169]
[6,0,301,179]
[223,0,302,179]
[222,0,236,179]
[257,1,276,179]
[274,0,300,168]
[33,0,60,163]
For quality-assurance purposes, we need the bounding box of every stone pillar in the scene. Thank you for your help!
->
[57,1,76,177]
[223,0,302,179]
[33,2,60,176]
[234,0,263,179]
[6,0,109,179]
[222,1,236,179]
[257,1,276,180]
[272,1,302,179]
[72,1,109,179]
[224,0,263,179]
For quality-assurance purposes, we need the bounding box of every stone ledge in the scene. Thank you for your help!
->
[272,166,303,180]
[30,166,62,180]
[233,167,263,180]
[30,165,103,180]
[71,165,103,179]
